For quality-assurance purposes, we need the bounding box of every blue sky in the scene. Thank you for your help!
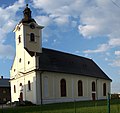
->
[0,0,120,93]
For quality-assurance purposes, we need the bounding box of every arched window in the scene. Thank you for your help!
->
[78,80,83,96]
[30,33,35,42]
[60,79,66,97]
[103,83,106,96]
[92,82,96,91]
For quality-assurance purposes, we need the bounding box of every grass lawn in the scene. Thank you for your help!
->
[0,99,120,113]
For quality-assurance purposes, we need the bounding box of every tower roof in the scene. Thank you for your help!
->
[20,4,36,24]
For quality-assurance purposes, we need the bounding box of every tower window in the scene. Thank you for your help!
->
[20,83,22,86]
[18,35,21,43]
[30,33,35,42]
[14,85,16,93]
[28,61,30,64]
[18,26,20,31]
[19,58,22,63]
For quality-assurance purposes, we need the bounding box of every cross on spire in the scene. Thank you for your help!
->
[26,0,29,6]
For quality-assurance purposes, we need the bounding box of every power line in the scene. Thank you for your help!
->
[111,0,120,9]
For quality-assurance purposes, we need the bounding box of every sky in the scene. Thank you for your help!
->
[0,0,120,93]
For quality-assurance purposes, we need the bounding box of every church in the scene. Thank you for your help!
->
[10,4,112,105]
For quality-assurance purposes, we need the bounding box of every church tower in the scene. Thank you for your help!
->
[14,4,44,54]
[10,5,44,103]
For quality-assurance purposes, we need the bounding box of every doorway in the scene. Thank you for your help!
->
[92,93,96,100]
[20,92,23,101]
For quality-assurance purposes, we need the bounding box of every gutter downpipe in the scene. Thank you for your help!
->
[40,71,44,105]
[96,78,99,100]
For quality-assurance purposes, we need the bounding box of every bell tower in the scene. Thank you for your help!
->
[14,4,44,54]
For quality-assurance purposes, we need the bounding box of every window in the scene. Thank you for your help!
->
[78,80,83,96]
[28,81,31,91]
[30,33,35,42]
[18,35,21,43]
[20,83,22,86]
[18,26,20,31]
[92,82,96,91]
[14,85,16,93]
[28,61,30,65]
[3,90,6,94]
[19,83,23,91]
[103,83,106,96]
[19,58,21,63]
[60,79,66,97]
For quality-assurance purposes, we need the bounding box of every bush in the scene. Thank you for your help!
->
[111,94,120,99]
[24,100,35,106]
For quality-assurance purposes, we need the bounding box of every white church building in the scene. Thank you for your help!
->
[10,4,112,105]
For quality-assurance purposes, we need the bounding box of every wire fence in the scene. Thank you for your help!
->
[0,95,120,113]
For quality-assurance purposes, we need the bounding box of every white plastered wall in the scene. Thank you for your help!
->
[38,71,111,104]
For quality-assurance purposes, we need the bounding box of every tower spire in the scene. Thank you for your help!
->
[23,4,31,20]
[20,2,36,23]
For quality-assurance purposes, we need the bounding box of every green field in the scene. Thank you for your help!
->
[0,99,120,113]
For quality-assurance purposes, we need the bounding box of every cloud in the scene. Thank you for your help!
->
[0,44,15,59]
[109,38,120,47]
[0,0,25,59]
[109,51,120,67]
[33,0,74,14]
[35,15,52,26]
[53,15,69,26]
[110,58,120,67]
[115,51,120,56]
[33,0,120,49]
[112,81,120,93]
[77,0,120,67]
[84,44,110,54]
[33,0,81,26]
[79,0,120,38]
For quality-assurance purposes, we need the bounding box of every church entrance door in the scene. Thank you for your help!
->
[92,93,96,100]
[20,92,23,101]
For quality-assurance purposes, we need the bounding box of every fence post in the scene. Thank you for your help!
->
[107,93,110,113]
[74,99,76,113]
